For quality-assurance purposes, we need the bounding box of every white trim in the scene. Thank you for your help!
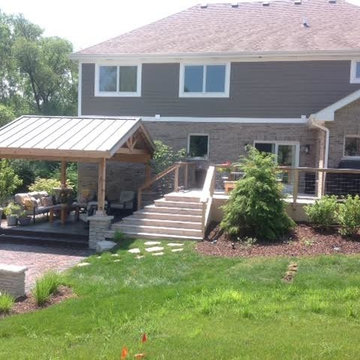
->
[77,62,82,116]
[70,50,360,63]
[253,140,300,167]
[179,63,230,98]
[141,116,308,124]
[343,134,360,158]
[187,133,209,160]
[94,63,142,97]
[312,89,360,121]
[350,60,360,84]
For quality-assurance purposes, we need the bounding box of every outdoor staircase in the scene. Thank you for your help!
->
[109,191,204,240]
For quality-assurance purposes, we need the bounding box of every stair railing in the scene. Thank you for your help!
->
[200,165,216,238]
[137,161,194,210]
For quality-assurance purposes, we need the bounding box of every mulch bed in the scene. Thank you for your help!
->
[1,285,75,319]
[197,222,360,258]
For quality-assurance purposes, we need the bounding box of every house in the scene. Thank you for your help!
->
[70,0,360,202]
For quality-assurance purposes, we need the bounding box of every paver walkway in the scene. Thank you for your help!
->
[0,243,91,292]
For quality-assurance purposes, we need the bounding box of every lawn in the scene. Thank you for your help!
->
[0,239,360,359]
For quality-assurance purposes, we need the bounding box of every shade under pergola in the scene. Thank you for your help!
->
[0,115,155,214]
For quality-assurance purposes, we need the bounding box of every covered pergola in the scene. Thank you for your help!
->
[0,115,155,215]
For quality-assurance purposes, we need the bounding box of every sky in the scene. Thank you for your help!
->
[0,0,360,51]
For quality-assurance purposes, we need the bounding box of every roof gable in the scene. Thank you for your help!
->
[73,0,360,58]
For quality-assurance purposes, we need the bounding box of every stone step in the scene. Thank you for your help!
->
[106,230,202,241]
[121,217,202,229]
[154,199,203,209]
[113,224,202,238]
[133,211,202,222]
[164,194,201,203]
[143,204,202,215]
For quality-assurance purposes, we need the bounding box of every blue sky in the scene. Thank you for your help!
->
[0,0,359,51]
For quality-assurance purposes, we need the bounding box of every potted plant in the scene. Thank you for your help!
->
[218,161,233,181]
[18,209,32,226]
[4,202,21,226]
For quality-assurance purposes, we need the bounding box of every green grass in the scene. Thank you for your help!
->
[0,293,14,314]
[0,240,360,359]
[32,271,61,306]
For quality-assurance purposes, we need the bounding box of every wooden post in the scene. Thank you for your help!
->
[60,160,67,189]
[184,163,189,189]
[292,169,299,205]
[317,130,326,198]
[174,165,179,192]
[145,163,152,186]
[97,158,106,215]
[137,190,142,210]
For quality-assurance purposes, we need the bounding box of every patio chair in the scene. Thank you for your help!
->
[109,191,135,213]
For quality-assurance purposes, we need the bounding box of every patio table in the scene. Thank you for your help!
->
[49,203,81,225]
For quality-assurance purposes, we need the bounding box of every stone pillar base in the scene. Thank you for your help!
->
[0,264,28,298]
[88,215,114,250]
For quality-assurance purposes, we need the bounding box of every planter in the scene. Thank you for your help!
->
[7,215,17,226]
[18,216,31,226]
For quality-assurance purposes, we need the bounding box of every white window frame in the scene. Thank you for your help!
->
[350,60,360,84]
[187,133,210,160]
[94,63,142,97]
[343,135,360,159]
[253,140,300,167]
[179,63,231,98]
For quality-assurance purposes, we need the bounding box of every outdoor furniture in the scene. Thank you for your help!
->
[49,203,82,225]
[86,200,109,216]
[14,191,55,224]
[109,191,135,213]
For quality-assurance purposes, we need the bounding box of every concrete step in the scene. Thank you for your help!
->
[143,204,202,215]
[113,224,202,238]
[154,199,203,209]
[118,231,202,241]
[164,194,201,203]
[121,217,202,229]
[133,211,202,222]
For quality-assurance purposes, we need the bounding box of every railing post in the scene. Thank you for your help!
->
[201,201,206,238]
[137,189,142,210]
[174,165,179,192]
[184,163,189,189]
[317,169,325,198]
[292,169,299,205]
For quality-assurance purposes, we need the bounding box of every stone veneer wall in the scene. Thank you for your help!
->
[326,99,360,168]
[78,122,319,198]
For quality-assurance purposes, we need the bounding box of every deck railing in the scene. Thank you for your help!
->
[137,161,195,210]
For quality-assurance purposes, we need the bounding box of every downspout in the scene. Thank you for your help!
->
[308,116,329,169]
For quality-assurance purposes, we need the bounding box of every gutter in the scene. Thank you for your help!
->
[308,116,329,168]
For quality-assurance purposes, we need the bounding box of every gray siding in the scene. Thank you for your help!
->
[81,61,360,118]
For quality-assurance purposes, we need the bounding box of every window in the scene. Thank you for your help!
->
[344,136,360,157]
[350,60,360,84]
[179,64,230,97]
[188,134,209,159]
[96,64,141,96]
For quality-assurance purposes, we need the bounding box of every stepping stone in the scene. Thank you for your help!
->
[113,259,121,263]
[145,246,164,253]
[111,253,119,257]
[144,241,161,246]
[135,255,145,259]
[152,252,164,256]
[171,248,184,253]
[77,262,90,267]
[167,243,184,247]
[128,248,141,254]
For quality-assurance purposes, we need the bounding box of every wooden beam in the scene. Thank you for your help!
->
[110,153,151,163]
[0,154,103,163]
[145,163,152,184]
[97,158,106,215]
[60,161,67,189]
[116,148,149,155]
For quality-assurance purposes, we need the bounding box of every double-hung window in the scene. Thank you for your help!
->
[350,60,360,84]
[188,134,209,159]
[344,136,360,157]
[95,64,141,96]
[179,63,230,97]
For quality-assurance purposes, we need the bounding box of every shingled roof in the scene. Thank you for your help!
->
[73,0,360,58]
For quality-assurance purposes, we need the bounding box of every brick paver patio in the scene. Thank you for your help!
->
[0,243,91,292]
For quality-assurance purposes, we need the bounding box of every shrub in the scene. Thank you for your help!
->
[3,202,22,216]
[29,177,72,196]
[0,292,15,314]
[114,231,126,243]
[337,195,360,236]
[151,140,186,174]
[0,159,23,205]
[220,147,295,241]
[32,271,61,306]
[304,195,338,229]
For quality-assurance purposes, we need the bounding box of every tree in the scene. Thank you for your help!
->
[220,147,295,241]
[0,159,23,206]
[0,104,15,126]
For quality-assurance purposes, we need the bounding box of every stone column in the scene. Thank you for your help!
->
[88,215,114,250]
[0,264,28,298]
